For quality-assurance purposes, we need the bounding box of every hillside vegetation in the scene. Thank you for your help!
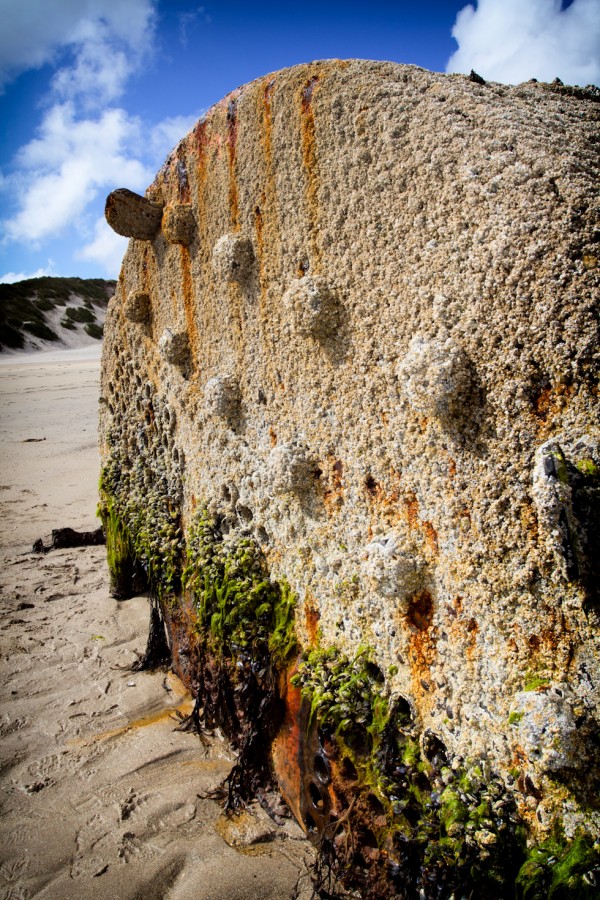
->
[0,276,115,351]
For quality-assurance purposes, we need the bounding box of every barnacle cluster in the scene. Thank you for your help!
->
[99,352,184,600]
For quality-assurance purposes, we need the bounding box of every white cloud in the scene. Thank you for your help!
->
[78,217,127,276]
[446,0,600,86]
[0,260,56,283]
[150,113,203,159]
[0,0,156,100]
[0,0,200,269]
[3,103,153,243]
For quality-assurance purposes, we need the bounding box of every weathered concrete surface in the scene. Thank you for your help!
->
[101,60,599,895]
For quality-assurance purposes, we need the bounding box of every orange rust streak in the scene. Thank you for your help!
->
[304,593,321,645]
[254,204,264,259]
[257,77,287,398]
[322,455,345,515]
[271,666,305,829]
[423,521,439,553]
[403,491,439,554]
[262,78,275,170]
[405,590,437,704]
[532,381,576,438]
[72,697,195,747]
[226,99,240,231]
[404,492,420,529]
[176,145,191,204]
[299,76,322,271]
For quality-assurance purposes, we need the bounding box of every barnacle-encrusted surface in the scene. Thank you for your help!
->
[100,60,600,896]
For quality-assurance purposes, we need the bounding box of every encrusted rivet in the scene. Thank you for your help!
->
[284,275,339,339]
[162,203,195,245]
[105,188,163,240]
[158,328,190,371]
[212,233,254,284]
[398,335,472,423]
[124,290,151,324]
[204,374,241,420]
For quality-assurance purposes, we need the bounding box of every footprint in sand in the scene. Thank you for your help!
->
[0,856,29,894]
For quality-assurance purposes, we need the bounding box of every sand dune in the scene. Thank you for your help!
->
[0,348,313,899]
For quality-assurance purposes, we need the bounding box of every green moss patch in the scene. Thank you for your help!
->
[98,455,182,601]
[517,832,600,899]
[183,509,297,668]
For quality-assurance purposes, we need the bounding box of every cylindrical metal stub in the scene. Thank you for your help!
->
[105,189,163,240]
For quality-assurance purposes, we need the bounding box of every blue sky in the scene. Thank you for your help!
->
[1,0,599,283]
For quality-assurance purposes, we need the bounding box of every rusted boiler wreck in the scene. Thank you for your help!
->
[101,60,600,897]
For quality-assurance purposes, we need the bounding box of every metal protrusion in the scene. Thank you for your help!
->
[105,189,163,240]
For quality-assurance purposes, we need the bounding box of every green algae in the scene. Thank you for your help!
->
[182,509,298,667]
[575,458,598,478]
[293,643,600,898]
[517,832,600,899]
[292,644,526,897]
[98,458,182,601]
[99,499,136,599]
[524,673,550,692]
[291,645,387,737]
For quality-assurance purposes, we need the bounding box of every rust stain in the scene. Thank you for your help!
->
[163,594,202,690]
[365,474,378,497]
[407,589,434,632]
[520,500,539,542]
[423,521,439,553]
[404,491,420,529]
[532,381,576,436]
[271,666,305,827]
[322,455,345,514]
[254,204,264,258]
[304,592,321,645]
[299,75,322,271]
[256,78,284,395]
[192,119,210,251]
[516,609,575,676]
[226,98,240,230]
[361,469,404,526]
[394,490,439,554]
[269,426,277,446]
[257,79,278,270]
[448,457,457,478]
[444,596,480,665]
[533,386,552,418]
[405,590,437,705]
[466,617,478,634]
[262,78,275,170]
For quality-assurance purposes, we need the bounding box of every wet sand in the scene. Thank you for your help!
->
[0,347,313,899]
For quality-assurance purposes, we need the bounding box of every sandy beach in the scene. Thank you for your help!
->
[0,347,313,899]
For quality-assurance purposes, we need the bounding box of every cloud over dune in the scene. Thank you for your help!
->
[0,0,199,275]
